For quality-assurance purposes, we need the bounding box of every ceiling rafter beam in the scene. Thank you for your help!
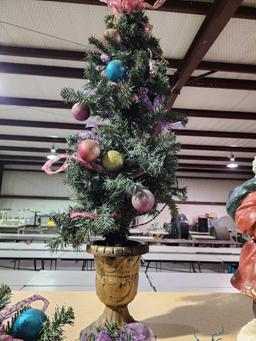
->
[37,0,256,20]
[0,145,66,153]
[170,59,256,74]
[2,160,252,175]
[178,155,252,163]
[176,129,256,140]
[168,0,243,109]
[0,96,70,109]
[0,62,83,79]
[174,108,256,120]
[1,47,256,74]
[178,168,252,174]
[1,97,256,120]
[181,144,256,153]
[0,134,66,143]
[0,45,85,61]
[0,129,254,144]
[0,119,84,130]
[179,163,250,170]
[5,117,242,133]
[0,155,47,161]
[183,76,256,91]
[1,63,256,91]
[0,144,254,155]
[0,153,252,164]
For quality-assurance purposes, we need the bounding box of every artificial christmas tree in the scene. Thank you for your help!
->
[42,0,187,337]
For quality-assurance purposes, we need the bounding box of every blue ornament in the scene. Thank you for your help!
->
[106,60,126,82]
[13,308,47,341]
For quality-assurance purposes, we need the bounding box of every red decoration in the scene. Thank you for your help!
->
[71,103,90,121]
[132,189,155,212]
[77,140,101,163]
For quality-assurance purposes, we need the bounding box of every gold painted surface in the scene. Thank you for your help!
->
[80,241,149,335]
[95,255,140,307]
[86,240,149,257]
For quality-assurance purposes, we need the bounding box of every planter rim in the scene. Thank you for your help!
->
[86,239,149,257]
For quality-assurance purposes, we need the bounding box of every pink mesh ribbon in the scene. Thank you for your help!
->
[100,0,166,14]
[41,153,107,175]
[0,295,49,322]
[70,211,120,219]
[70,211,100,219]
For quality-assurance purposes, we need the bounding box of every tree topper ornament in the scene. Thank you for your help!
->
[100,0,166,14]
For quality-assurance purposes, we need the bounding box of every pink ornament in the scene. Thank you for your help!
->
[71,103,90,121]
[77,139,101,163]
[132,189,155,212]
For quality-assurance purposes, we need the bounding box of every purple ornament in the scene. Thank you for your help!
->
[72,103,90,121]
[100,53,111,63]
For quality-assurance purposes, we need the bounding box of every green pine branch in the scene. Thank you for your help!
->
[39,306,74,341]
[0,284,12,311]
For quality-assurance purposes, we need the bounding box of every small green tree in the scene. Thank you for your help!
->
[47,6,186,249]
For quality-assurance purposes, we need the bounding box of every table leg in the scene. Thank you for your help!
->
[82,260,86,271]
[145,261,150,274]
[191,263,196,272]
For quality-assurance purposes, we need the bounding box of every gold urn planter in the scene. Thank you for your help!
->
[80,239,148,339]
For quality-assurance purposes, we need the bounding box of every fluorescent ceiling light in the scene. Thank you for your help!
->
[46,145,57,160]
[227,154,238,168]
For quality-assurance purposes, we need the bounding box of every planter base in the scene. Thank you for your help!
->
[80,240,148,340]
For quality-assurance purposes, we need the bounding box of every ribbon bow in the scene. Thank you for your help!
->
[41,153,107,175]
[100,0,166,14]
[139,87,165,113]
